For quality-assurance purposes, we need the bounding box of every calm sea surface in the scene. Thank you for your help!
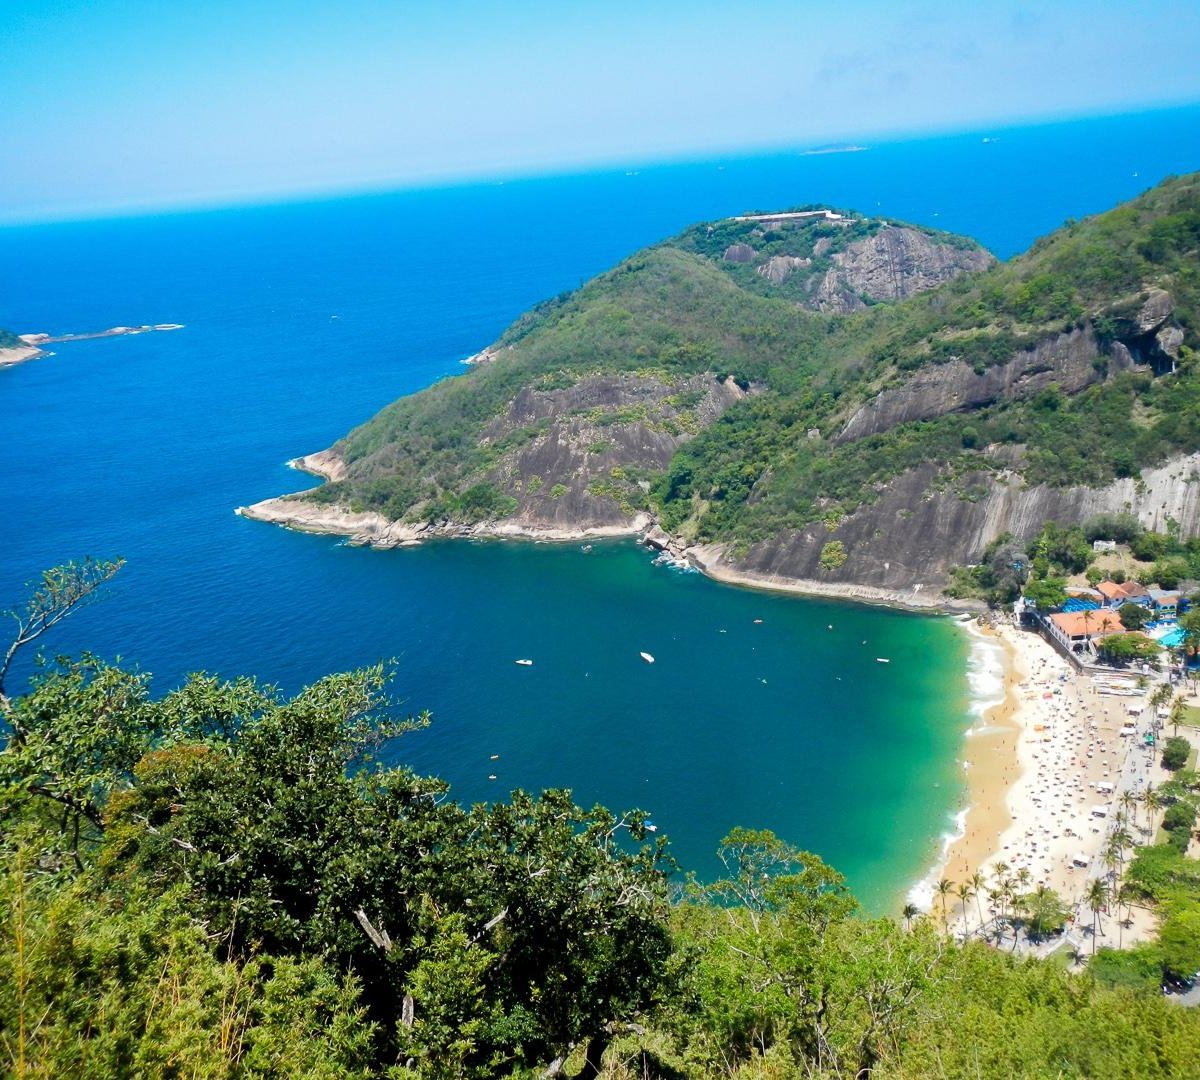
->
[4,105,1199,910]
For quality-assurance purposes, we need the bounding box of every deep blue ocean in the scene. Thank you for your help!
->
[4,105,1199,910]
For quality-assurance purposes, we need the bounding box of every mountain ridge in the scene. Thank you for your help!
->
[241,177,1200,606]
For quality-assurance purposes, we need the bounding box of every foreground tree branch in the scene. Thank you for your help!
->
[0,557,124,719]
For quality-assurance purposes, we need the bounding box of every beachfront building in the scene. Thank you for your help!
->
[1045,609,1125,655]
[1095,580,1150,609]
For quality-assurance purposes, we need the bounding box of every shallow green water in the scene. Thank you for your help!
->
[371,538,972,913]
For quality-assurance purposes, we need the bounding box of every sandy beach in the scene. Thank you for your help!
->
[930,619,1171,946]
[939,624,1024,886]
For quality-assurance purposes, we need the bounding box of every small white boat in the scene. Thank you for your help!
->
[515,659,533,666]
[640,652,655,664]
[876,657,891,664]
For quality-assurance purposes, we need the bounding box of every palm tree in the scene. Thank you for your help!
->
[970,870,986,928]
[1170,697,1188,736]
[1151,685,1174,732]
[935,878,954,931]
[987,888,1004,939]
[956,881,975,936]
[1116,882,1136,949]
[1101,841,1122,884]
[1144,786,1163,833]
[1120,790,1138,829]
[1104,829,1133,887]
[1016,867,1031,891]
[998,875,1016,924]
[901,902,919,931]
[1085,878,1110,955]
[1009,891,1027,951]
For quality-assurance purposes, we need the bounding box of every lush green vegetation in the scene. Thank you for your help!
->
[948,511,1200,607]
[304,176,1200,557]
[1163,736,1193,772]
[1104,824,1200,992]
[0,327,25,349]
[4,564,1200,1078]
[1095,633,1160,662]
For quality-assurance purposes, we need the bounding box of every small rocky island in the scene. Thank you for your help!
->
[0,323,184,369]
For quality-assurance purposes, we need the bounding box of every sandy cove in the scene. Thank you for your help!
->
[935,621,1170,945]
[241,454,1172,947]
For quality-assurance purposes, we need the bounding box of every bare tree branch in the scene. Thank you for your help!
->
[1,557,124,717]
[354,908,393,953]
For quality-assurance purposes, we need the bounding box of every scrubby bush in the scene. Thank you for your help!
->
[1119,602,1150,630]
[1164,736,1193,771]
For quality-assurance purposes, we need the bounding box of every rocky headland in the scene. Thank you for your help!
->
[240,177,1200,610]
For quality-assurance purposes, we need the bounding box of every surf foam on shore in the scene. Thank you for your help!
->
[963,621,1008,723]
[908,807,969,910]
[906,619,1007,911]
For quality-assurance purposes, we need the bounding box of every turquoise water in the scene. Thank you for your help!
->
[3,105,1199,910]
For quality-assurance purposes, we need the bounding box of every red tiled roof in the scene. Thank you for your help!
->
[1096,580,1148,602]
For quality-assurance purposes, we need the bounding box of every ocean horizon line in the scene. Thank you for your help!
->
[4,97,1198,230]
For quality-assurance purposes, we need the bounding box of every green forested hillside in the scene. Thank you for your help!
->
[300,175,1200,558]
[3,564,1200,1079]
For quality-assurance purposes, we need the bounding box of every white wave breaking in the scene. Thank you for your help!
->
[907,807,969,911]
[906,619,1008,911]
[962,623,1007,721]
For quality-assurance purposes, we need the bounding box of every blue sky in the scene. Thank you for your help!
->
[3,0,1200,221]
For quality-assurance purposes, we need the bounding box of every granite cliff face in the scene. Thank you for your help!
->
[836,327,1109,442]
[668,451,1200,608]
[775,283,1193,600]
[809,226,995,313]
[837,286,1187,443]
[479,372,747,532]
[716,219,994,313]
